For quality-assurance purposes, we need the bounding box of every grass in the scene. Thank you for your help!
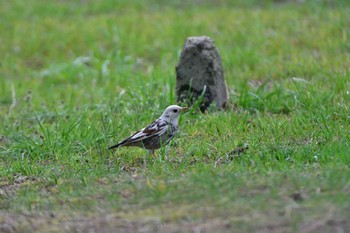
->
[0,0,349,232]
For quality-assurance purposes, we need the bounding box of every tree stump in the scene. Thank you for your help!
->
[175,36,229,112]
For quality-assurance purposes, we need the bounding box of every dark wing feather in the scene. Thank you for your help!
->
[143,120,166,134]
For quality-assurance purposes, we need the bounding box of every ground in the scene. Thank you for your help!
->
[0,0,349,232]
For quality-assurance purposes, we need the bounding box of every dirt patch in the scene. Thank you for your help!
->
[0,176,43,209]
[0,176,42,197]
[0,209,349,233]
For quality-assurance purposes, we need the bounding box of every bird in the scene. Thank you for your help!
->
[108,105,188,155]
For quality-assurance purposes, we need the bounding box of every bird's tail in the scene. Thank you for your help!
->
[108,137,131,150]
[108,143,121,150]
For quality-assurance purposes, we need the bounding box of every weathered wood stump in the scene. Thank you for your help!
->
[176,36,228,112]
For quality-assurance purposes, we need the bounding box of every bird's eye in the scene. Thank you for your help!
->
[173,109,178,113]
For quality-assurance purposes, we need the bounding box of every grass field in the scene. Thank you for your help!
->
[0,0,349,232]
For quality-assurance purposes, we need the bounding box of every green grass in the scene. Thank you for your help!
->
[0,0,349,232]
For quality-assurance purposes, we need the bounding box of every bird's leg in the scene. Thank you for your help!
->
[143,153,147,170]
[149,149,155,157]
[147,150,156,166]
[164,146,170,160]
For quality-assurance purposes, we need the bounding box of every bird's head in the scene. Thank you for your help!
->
[160,105,188,122]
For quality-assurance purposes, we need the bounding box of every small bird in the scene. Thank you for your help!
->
[109,105,188,155]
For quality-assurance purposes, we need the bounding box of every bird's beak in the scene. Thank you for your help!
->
[180,107,189,112]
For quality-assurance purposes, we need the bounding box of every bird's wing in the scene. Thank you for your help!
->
[130,119,168,141]
[109,119,168,149]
